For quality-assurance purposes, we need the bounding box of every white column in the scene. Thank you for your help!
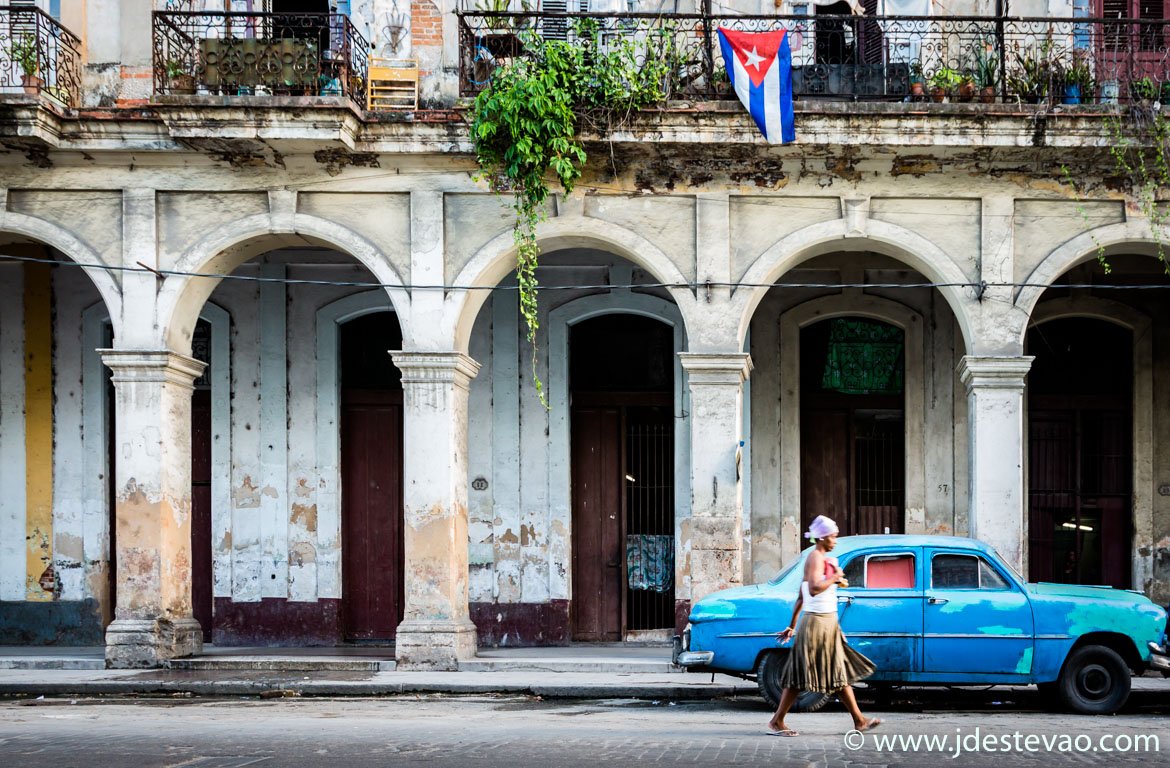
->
[679,352,752,604]
[958,355,1033,575]
[391,351,480,670]
[100,350,205,668]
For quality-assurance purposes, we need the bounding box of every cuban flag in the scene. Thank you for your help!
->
[717,27,796,144]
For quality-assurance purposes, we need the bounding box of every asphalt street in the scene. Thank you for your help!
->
[0,688,1167,767]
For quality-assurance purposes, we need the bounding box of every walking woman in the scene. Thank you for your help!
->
[766,515,882,736]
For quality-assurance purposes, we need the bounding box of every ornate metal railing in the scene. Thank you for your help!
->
[458,12,1170,105]
[1,6,82,107]
[152,11,369,107]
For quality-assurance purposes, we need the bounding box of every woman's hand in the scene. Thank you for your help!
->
[776,626,795,643]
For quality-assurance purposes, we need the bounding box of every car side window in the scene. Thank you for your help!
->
[933,554,1011,589]
[843,554,916,589]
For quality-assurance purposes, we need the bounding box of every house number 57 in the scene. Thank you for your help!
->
[937,484,949,495]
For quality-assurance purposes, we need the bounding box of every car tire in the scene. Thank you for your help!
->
[1057,644,1131,714]
[756,651,832,713]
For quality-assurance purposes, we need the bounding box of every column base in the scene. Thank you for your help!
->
[104,618,203,669]
[394,619,478,670]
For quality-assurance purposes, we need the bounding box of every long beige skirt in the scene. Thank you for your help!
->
[779,611,876,694]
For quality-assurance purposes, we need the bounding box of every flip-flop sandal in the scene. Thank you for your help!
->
[766,729,799,737]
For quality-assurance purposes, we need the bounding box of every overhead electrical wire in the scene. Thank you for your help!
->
[0,251,1168,292]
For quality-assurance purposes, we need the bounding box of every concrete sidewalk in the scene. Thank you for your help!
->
[1,646,1166,702]
[0,644,756,700]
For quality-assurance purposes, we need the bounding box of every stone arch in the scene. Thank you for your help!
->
[1014,220,1170,334]
[157,212,411,355]
[0,210,124,340]
[314,289,402,597]
[734,218,976,355]
[1026,296,1155,594]
[546,292,691,603]
[773,293,928,567]
[444,215,696,353]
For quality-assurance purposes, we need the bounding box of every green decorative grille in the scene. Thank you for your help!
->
[820,318,904,395]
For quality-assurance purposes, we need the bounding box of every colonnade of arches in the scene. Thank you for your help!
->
[2,205,1166,666]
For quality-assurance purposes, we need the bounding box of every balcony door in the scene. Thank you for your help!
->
[1097,0,1170,87]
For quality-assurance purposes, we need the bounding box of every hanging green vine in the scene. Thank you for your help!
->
[1101,107,1170,273]
[1059,105,1170,277]
[470,20,678,403]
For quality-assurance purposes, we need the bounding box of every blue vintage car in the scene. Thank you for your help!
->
[674,534,1170,714]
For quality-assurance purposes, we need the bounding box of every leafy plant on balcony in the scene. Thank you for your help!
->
[1007,41,1058,104]
[8,32,39,77]
[470,19,675,402]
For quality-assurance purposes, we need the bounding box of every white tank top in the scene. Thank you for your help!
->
[801,579,838,614]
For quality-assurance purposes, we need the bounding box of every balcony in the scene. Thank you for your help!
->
[152,10,369,109]
[457,12,1170,106]
[0,5,82,108]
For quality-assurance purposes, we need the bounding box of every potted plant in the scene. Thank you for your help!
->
[1007,46,1056,104]
[164,58,195,94]
[9,33,42,93]
[975,50,999,103]
[1058,52,1094,105]
[1130,76,1158,104]
[956,73,976,103]
[929,67,963,102]
[909,60,926,98]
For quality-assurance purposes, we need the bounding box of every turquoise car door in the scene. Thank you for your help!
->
[922,548,1035,677]
[837,548,923,678]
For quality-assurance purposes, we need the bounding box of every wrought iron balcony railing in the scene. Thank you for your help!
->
[1,5,82,107]
[458,12,1170,106]
[152,11,369,107]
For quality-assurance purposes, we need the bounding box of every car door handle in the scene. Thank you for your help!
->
[838,596,854,605]
[928,597,949,605]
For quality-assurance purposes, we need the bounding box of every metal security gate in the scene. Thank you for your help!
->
[624,410,674,633]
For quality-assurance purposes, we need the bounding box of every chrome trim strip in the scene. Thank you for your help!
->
[1035,634,1072,640]
[716,632,779,639]
[923,633,1032,639]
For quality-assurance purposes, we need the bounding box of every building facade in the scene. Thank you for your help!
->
[1,0,1169,668]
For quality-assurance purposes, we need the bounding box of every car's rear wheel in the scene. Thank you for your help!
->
[756,650,832,713]
[1057,645,1131,714]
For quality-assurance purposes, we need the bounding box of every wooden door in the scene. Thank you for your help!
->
[341,389,404,640]
[570,406,623,642]
[800,409,851,537]
[191,389,213,642]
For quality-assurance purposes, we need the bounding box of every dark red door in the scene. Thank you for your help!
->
[191,389,213,642]
[570,407,623,642]
[341,389,404,640]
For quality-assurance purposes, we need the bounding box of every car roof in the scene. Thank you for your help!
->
[824,534,997,557]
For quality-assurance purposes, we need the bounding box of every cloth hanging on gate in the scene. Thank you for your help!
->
[626,534,674,592]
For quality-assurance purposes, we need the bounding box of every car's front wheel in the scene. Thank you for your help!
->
[1057,645,1131,714]
[756,650,832,713]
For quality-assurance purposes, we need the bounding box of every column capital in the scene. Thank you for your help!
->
[391,351,481,389]
[957,355,1034,392]
[678,352,753,385]
[99,349,205,388]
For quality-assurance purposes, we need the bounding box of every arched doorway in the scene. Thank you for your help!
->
[339,311,404,641]
[1026,318,1133,588]
[799,317,906,536]
[570,314,675,642]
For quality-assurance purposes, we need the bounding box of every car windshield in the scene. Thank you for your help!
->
[768,551,809,585]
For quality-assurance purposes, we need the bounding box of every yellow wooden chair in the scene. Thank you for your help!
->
[367,57,418,110]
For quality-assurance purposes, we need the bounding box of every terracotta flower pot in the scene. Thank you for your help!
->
[957,81,976,102]
[168,74,196,95]
[930,86,946,103]
[21,73,44,94]
[979,86,996,104]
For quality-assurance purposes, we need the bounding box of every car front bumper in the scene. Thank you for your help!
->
[672,625,714,668]
[1149,641,1170,672]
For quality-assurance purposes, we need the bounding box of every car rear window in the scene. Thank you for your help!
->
[842,553,916,589]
